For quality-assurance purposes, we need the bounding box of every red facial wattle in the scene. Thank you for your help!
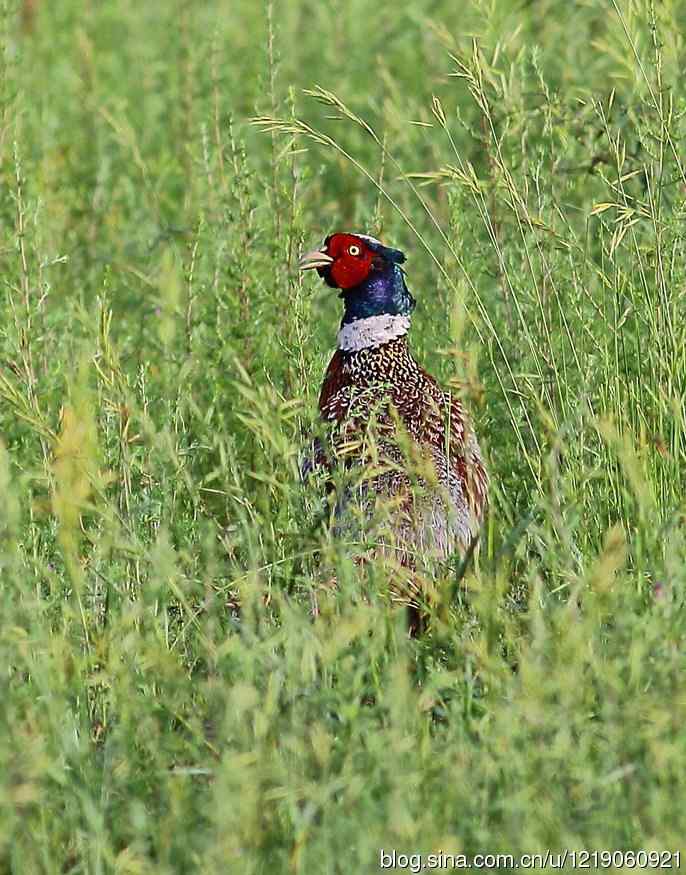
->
[326,234,374,289]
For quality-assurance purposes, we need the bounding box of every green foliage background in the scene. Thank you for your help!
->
[1,0,685,871]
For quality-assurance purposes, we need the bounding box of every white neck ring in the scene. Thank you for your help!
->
[337,314,411,352]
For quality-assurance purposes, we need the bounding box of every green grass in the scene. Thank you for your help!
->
[1,0,686,871]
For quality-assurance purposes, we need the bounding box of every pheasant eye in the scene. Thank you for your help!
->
[348,244,361,256]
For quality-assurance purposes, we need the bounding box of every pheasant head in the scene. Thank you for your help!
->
[299,233,416,347]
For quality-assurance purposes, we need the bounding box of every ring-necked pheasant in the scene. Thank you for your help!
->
[300,232,488,609]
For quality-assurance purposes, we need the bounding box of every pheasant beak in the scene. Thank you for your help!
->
[299,248,334,271]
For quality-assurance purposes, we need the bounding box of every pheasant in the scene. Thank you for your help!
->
[300,232,488,607]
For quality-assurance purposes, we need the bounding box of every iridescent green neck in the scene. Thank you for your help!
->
[341,263,415,325]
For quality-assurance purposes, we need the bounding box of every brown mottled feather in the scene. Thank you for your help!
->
[313,335,487,570]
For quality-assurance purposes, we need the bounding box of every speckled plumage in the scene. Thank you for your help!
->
[314,334,488,564]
